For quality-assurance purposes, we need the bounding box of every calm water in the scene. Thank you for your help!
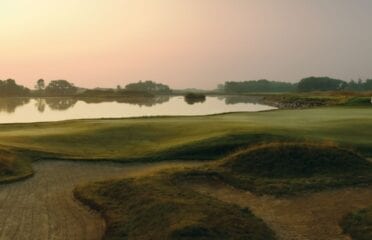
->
[0,96,275,123]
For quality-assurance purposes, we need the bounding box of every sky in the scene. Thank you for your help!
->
[1,0,372,89]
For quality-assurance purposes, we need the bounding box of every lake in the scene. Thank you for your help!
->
[0,96,276,123]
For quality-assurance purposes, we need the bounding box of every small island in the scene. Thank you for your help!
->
[184,93,206,105]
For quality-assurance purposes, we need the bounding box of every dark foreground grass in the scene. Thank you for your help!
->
[74,142,371,239]
[0,148,33,183]
[75,171,277,240]
[224,143,370,178]
[175,143,372,196]
[341,207,372,240]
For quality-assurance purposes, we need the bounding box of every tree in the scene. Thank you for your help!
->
[297,77,347,92]
[216,84,225,92]
[124,80,171,93]
[345,79,372,91]
[0,79,30,97]
[223,80,295,93]
[35,79,45,91]
[45,80,77,96]
[365,79,372,90]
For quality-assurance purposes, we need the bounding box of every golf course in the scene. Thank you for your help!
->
[0,104,371,240]
[3,1,372,239]
[0,106,371,161]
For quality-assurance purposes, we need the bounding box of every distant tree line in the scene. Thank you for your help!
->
[223,80,296,93]
[0,76,371,97]
[222,77,372,93]
[297,77,346,92]
[0,79,78,97]
[297,77,372,92]
[345,79,372,91]
[0,79,30,97]
[0,78,172,97]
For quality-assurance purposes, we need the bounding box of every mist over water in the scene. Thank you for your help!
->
[0,96,275,123]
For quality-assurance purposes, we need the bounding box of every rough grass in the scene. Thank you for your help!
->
[224,143,370,178]
[344,97,372,106]
[175,143,372,196]
[74,142,372,239]
[75,171,277,240]
[0,148,33,183]
[146,134,294,161]
[341,207,372,240]
[0,107,370,160]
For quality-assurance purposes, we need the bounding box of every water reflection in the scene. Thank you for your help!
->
[35,99,46,112]
[80,95,170,107]
[223,95,263,105]
[184,97,206,105]
[0,96,171,113]
[0,96,276,123]
[0,96,268,113]
[0,98,30,113]
[45,98,78,111]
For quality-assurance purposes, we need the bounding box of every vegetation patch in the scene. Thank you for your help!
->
[341,207,372,240]
[176,143,372,196]
[224,143,370,178]
[184,93,206,105]
[344,97,372,106]
[75,172,277,240]
[261,94,342,109]
[0,149,33,183]
[147,133,293,161]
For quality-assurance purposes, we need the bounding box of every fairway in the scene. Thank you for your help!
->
[0,107,370,160]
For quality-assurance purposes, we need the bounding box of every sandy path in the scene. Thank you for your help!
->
[194,184,372,240]
[0,160,201,240]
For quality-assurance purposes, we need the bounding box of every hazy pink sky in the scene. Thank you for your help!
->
[1,0,372,89]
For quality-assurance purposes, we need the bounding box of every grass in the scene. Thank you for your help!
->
[0,148,33,183]
[146,133,294,161]
[0,106,370,160]
[0,104,368,237]
[174,143,372,196]
[224,143,370,178]
[74,169,277,240]
[344,97,372,106]
[74,141,372,239]
[341,207,372,240]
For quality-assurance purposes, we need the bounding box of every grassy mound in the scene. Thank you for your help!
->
[75,172,277,240]
[0,149,33,183]
[175,143,372,196]
[224,143,370,178]
[341,207,372,240]
[147,134,292,161]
